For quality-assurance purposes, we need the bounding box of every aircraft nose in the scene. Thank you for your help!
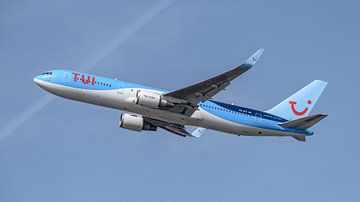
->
[33,75,41,85]
[34,72,52,89]
[33,75,47,86]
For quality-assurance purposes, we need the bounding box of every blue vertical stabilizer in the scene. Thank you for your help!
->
[266,80,328,120]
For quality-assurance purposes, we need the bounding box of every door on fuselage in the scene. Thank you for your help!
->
[63,72,70,83]
[117,83,124,94]
[254,113,262,126]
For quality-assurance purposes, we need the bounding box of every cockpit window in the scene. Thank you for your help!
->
[42,72,53,75]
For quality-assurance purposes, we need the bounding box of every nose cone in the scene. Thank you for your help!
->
[34,76,45,90]
[34,72,52,90]
[33,75,41,85]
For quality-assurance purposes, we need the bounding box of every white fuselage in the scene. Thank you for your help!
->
[35,78,300,138]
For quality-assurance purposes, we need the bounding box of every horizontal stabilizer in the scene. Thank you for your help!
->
[279,113,328,130]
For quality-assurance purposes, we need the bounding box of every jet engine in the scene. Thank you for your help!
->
[119,113,157,132]
[135,90,174,108]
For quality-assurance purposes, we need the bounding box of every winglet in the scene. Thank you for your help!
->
[191,127,206,138]
[244,48,264,67]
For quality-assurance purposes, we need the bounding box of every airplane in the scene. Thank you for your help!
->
[34,49,328,142]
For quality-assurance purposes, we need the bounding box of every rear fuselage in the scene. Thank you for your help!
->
[34,70,313,138]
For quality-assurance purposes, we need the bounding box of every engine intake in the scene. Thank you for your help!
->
[119,113,157,132]
[136,90,174,108]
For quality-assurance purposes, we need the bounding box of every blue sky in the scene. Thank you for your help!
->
[1,0,359,201]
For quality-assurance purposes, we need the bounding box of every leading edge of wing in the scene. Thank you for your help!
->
[163,49,264,108]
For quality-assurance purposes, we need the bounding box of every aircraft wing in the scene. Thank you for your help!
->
[144,118,206,138]
[163,49,264,116]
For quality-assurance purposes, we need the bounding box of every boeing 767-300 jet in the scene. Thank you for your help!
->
[34,49,327,141]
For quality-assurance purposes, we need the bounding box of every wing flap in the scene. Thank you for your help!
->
[144,117,205,138]
[162,125,189,137]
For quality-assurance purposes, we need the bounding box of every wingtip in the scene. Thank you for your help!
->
[191,127,206,138]
[244,48,264,66]
[254,48,264,58]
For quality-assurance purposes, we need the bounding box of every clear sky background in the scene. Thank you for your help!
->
[0,0,359,201]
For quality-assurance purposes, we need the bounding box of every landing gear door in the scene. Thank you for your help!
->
[63,72,70,82]
[117,83,124,94]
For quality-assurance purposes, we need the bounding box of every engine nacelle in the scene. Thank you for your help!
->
[136,90,174,108]
[119,113,157,132]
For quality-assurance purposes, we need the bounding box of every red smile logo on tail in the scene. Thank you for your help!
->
[289,100,312,116]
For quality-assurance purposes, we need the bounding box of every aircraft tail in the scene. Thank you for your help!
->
[266,80,328,120]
